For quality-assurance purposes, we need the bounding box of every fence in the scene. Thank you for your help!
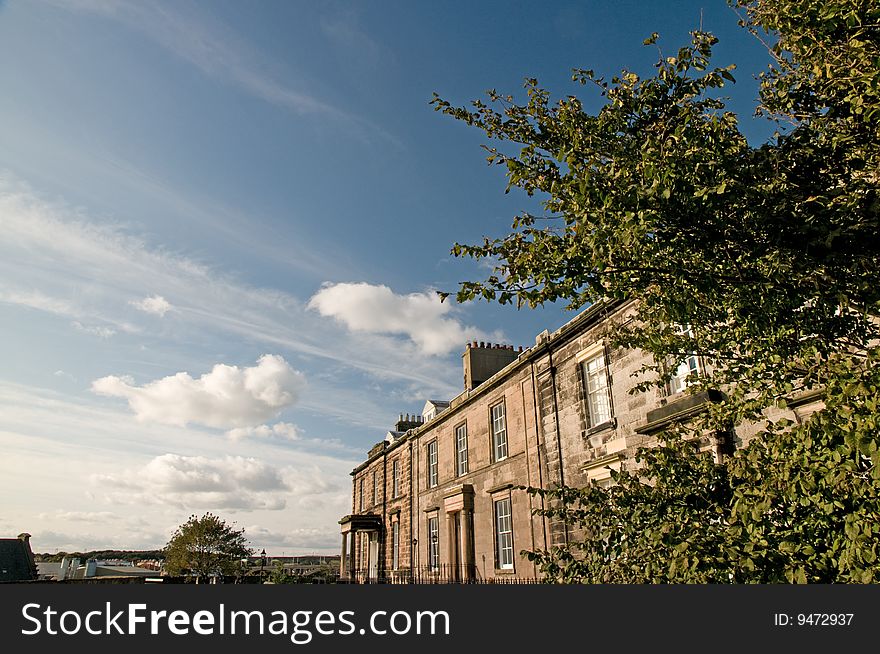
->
[337,564,542,584]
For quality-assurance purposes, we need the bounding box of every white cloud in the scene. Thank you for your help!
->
[36,510,120,523]
[0,289,76,315]
[0,380,360,555]
[72,321,116,339]
[244,525,342,552]
[0,175,462,404]
[29,528,168,553]
[91,355,305,429]
[308,282,490,355]
[226,422,301,442]
[92,454,290,511]
[131,294,172,317]
[53,370,77,382]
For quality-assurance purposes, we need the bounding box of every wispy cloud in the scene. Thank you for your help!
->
[72,321,116,339]
[36,510,121,524]
[0,174,465,413]
[49,0,399,146]
[53,370,78,382]
[320,8,385,69]
[227,422,302,442]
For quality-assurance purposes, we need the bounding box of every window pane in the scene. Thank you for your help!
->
[392,522,399,570]
[494,497,513,569]
[583,353,612,426]
[427,441,438,488]
[669,325,700,394]
[456,424,468,476]
[428,517,439,571]
[491,402,508,461]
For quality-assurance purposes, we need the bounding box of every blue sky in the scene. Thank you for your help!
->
[0,0,774,554]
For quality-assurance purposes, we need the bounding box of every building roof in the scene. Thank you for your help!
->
[92,565,155,577]
[0,536,37,582]
[36,562,63,580]
[351,300,628,475]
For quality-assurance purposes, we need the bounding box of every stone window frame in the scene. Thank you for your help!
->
[390,518,400,571]
[426,511,440,572]
[391,458,400,498]
[489,487,515,572]
[489,399,508,463]
[427,439,439,489]
[666,325,703,396]
[454,421,469,477]
[576,341,616,435]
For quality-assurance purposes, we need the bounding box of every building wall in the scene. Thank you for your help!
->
[345,302,656,580]
[342,300,822,581]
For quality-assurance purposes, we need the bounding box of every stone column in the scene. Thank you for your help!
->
[445,512,457,581]
[340,532,348,578]
[348,531,357,580]
[461,510,474,581]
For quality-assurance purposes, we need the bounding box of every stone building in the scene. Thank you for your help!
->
[339,301,821,582]
[0,533,38,583]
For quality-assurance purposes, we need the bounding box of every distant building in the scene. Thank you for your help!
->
[0,533,38,582]
[339,301,822,582]
[37,557,155,581]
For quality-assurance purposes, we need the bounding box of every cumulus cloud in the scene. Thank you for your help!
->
[226,422,301,442]
[91,354,305,429]
[131,294,172,317]
[92,454,290,511]
[0,176,465,418]
[307,282,489,355]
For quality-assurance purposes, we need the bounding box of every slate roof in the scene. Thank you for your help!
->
[0,537,37,582]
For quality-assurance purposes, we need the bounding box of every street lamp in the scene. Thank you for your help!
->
[260,549,267,582]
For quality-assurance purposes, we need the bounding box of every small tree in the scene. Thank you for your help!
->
[163,513,252,581]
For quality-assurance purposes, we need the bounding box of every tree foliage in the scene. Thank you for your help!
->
[432,0,880,582]
[163,513,252,580]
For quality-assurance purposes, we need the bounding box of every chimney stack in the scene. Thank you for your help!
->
[462,342,520,391]
[395,413,423,432]
[17,533,37,579]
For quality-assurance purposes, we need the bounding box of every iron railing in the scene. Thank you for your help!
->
[337,564,541,584]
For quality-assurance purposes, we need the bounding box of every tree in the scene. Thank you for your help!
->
[163,513,252,581]
[432,0,880,582]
